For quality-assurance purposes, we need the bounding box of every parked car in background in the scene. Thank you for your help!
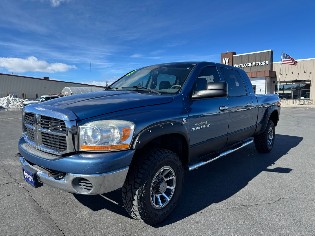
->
[38,95,61,102]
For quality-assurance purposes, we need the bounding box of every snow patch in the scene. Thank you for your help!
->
[0,95,25,110]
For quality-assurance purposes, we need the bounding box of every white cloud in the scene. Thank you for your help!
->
[130,54,143,58]
[50,0,69,7]
[130,53,161,60]
[0,56,76,73]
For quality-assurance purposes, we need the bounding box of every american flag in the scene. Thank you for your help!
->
[281,53,297,65]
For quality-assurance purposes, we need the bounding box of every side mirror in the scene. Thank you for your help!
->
[192,82,227,99]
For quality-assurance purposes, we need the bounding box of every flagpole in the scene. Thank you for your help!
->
[278,52,283,95]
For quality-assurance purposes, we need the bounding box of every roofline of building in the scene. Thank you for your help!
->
[233,49,272,56]
[0,72,104,88]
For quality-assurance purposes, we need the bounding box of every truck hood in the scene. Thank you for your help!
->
[34,91,173,120]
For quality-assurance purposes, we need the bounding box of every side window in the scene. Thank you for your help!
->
[238,69,254,94]
[193,66,221,94]
[220,67,247,97]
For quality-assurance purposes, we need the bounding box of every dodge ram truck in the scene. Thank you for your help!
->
[18,62,280,225]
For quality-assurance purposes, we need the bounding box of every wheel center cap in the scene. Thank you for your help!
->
[159,182,167,193]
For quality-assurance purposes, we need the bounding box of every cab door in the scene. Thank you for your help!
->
[187,66,229,162]
[218,67,257,145]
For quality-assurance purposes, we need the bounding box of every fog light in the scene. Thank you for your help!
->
[72,177,93,194]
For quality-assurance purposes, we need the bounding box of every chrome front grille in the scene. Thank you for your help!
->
[25,126,35,142]
[42,132,67,152]
[41,132,67,151]
[23,112,68,155]
[40,115,67,133]
[24,113,36,126]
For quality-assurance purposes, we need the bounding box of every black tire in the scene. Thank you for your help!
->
[254,119,275,153]
[122,148,184,226]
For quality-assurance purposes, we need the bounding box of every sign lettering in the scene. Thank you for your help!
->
[234,61,269,68]
[222,58,229,65]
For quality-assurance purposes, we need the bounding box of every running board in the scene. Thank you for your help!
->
[188,139,254,171]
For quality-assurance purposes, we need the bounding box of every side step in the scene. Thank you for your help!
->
[188,139,254,171]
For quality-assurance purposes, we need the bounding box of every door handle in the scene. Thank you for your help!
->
[219,106,228,111]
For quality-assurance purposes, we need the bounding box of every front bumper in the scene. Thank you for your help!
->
[18,137,134,195]
[18,137,134,174]
[18,154,129,195]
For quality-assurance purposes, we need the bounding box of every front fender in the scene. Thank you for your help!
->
[132,121,189,150]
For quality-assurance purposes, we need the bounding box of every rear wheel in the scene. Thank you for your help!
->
[254,119,275,153]
[122,148,184,226]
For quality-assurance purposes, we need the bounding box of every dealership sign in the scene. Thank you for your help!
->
[232,50,273,73]
[234,60,269,68]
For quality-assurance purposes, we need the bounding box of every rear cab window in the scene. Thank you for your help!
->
[219,67,247,97]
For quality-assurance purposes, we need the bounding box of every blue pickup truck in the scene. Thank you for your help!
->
[18,62,280,225]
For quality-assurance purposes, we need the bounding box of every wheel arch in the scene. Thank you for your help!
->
[131,121,190,168]
[257,106,279,135]
[269,110,279,126]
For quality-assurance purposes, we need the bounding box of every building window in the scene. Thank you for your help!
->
[275,81,311,99]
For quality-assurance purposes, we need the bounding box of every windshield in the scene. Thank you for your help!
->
[109,63,195,94]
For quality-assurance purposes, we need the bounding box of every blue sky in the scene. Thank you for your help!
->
[0,0,314,86]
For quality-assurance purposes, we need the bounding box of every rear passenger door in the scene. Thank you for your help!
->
[219,67,257,145]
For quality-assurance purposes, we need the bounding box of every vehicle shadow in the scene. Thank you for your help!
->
[74,189,128,217]
[74,134,302,226]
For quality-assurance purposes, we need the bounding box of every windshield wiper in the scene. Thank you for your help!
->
[106,86,118,90]
[121,86,161,95]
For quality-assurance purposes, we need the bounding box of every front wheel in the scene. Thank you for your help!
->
[254,119,275,153]
[122,148,184,226]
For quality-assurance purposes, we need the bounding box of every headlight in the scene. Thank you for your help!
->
[79,120,135,151]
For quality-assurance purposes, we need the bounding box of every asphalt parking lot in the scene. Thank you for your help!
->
[0,107,314,235]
